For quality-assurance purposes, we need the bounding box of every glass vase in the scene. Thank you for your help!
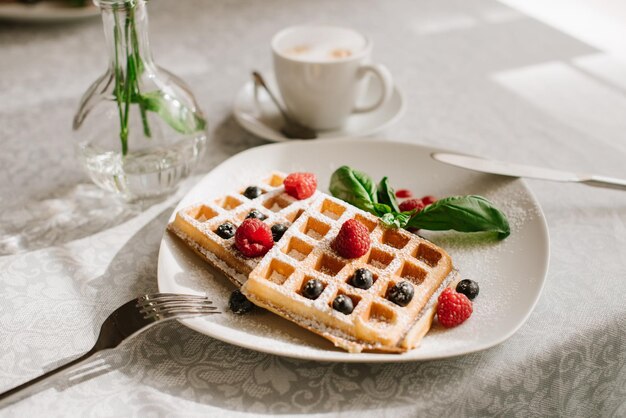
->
[73,0,207,202]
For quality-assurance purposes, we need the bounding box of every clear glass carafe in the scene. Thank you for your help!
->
[73,0,207,201]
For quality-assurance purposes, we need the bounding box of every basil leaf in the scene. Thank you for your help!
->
[372,202,392,215]
[141,91,207,134]
[329,166,379,214]
[406,195,510,239]
[351,168,378,204]
[377,177,400,212]
[380,211,412,229]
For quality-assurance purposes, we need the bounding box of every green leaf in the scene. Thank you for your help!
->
[380,211,412,229]
[406,195,510,239]
[372,202,393,215]
[329,166,379,214]
[141,90,207,135]
[351,168,378,204]
[377,176,400,212]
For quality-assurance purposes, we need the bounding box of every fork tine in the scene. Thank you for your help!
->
[146,305,219,313]
[138,300,215,313]
[140,298,214,307]
[138,297,213,310]
[140,302,217,313]
[143,307,220,320]
[140,293,211,302]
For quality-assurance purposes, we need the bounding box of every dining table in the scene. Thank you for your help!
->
[1,0,626,416]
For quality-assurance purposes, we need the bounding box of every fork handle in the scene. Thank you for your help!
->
[0,348,97,406]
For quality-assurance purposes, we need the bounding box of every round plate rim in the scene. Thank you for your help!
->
[157,139,550,363]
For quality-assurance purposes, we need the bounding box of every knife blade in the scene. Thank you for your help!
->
[431,152,626,191]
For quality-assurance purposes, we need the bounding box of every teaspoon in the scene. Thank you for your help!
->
[252,71,317,140]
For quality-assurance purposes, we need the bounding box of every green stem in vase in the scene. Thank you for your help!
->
[129,7,152,138]
[112,5,128,156]
[109,0,206,157]
[112,0,151,157]
[122,11,133,155]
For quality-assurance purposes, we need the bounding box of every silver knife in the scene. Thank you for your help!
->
[431,152,626,191]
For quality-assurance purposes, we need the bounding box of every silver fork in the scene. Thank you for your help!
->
[0,293,219,405]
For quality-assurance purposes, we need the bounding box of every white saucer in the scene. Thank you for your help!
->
[233,74,405,142]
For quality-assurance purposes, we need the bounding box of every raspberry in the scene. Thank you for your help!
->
[284,172,317,200]
[395,189,412,199]
[437,288,473,328]
[399,198,425,213]
[333,219,371,259]
[234,218,274,257]
[421,195,437,206]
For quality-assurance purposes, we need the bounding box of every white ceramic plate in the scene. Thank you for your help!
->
[0,1,98,22]
[233,75,405,142]
[157,140,549,362]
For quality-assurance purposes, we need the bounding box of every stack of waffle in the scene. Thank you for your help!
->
[168,172,455,353]
[168,172,318,287]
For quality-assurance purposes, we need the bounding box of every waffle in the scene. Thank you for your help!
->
[241,193,456,353]
[167,172,319,287]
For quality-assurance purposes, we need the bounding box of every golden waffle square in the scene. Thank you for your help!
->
[167,172,319,287]
[241,193,456,353]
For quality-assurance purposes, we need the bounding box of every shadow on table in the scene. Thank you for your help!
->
[27,111,622,416]
[115,323,482,415]
[0,183,148,256]
[45,178,446,415]
[50,113,478,415]
[69,197,465,415]
[197,113,271,174]
[0,113,262,257]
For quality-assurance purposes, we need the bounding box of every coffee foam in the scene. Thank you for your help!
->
[275,26,367,62]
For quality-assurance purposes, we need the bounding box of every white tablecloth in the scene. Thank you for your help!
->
[1,0,625,416]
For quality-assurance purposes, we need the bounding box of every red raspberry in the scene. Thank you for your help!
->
[399,198,425,213]
[437,288,473,328]
[333,219,371,259]
[284,172,317,200]
[395,189,412,199]
[421,195,437,206]
[234,218,274,257]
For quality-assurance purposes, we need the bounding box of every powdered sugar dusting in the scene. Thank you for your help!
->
[287,248,306,261]
[322,210,340,220]
[164,162,548,360]
[370,260,387,269]
[269,202,283,212]
[169,171,319,286]
[242,191,455,352]
[306,230,324,240]
[269,271,287,284]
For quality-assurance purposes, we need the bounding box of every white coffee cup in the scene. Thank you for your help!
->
[271,25,394,131]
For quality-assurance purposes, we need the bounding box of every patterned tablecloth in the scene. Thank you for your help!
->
[1,0,625,416]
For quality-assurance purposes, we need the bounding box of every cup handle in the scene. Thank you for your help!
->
[353,64,394,113]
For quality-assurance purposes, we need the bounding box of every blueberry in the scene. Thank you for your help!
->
[243,186,262,199]
[215,222,236,239]
[302,279,324,300]
[456,279,479,300]
[388,281,414,307]
[271,223,288,242]
[246,210,267,221]
[350,268,374,290]
[229,290,254,314]
[332,294,354,315]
